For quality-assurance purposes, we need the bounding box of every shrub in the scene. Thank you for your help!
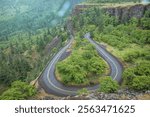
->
[123,50,146,63]
[135,61,150,76]
[0,81,36,100]
[99,77,119,93]
[123,61,150,91]
[132,76,150,91]
[123,68,136,86]
[141,18,150,29]
[77,88,89,96]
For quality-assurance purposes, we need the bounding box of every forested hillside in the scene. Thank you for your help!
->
[0,0,85,40]
[72,2,150,93]
[0,0,85,99]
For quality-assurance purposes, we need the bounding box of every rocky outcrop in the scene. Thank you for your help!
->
[73,4,150,22]
[60,90,150,100]
[37,89,150,100]
[104,4,150,22]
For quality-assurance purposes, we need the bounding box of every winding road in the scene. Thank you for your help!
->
[38,33,123,96]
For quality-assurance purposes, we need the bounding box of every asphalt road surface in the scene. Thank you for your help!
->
[39,33,123,96]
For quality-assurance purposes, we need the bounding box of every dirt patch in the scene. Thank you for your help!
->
[137,94,150,100]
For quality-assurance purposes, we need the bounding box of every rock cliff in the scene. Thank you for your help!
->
[73,4,150,22]
[104,4,150,22]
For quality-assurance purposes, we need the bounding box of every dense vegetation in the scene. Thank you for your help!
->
[0,0,85,40]
[72,6,150,91]
[0,81,36,100]
[0,0,80,98]
[123,61,150,91]
[56,38,107,86]
[99,77,119,93]
[0,26,68,85]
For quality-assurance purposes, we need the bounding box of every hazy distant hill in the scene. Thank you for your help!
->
[0,0,84,40]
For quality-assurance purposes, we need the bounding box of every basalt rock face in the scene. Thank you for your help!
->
[104,4,150,22]
[73,4,150,22]
[62,90,150,100]
[39,90,150,100]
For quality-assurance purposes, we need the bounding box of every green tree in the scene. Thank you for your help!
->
[99,77,119,93]
[0,81,36,100]
[123,61,150,91]
[123,68,136,86]
[132,76,150,91]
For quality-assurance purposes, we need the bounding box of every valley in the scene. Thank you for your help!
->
[0,0,149,100]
